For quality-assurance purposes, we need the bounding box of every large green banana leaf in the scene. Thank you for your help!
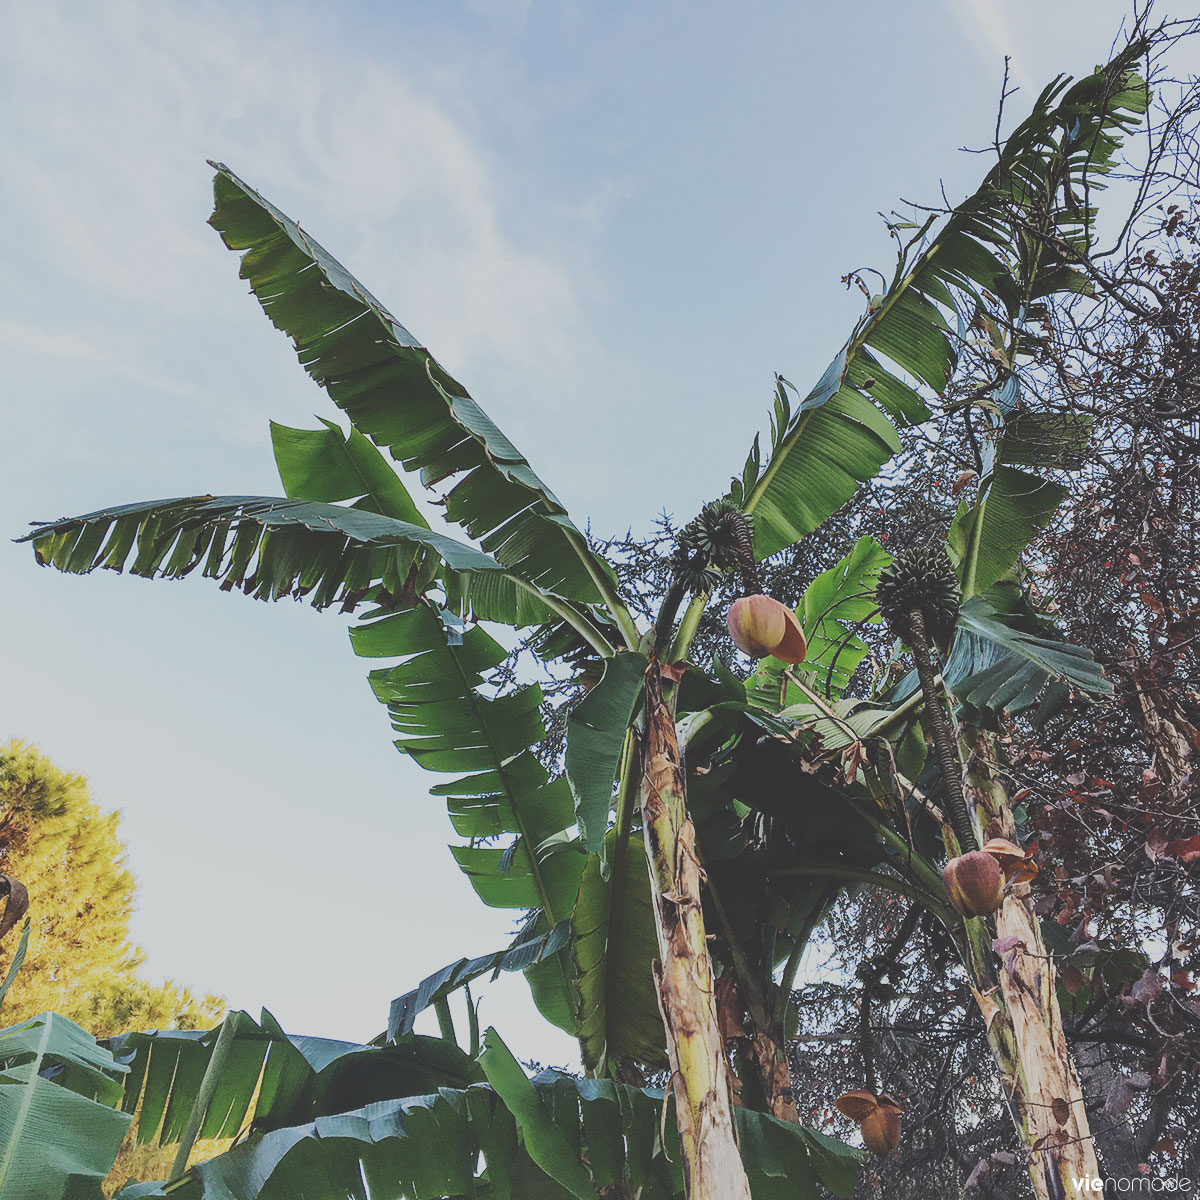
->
[571,833,666,1074]
[895,349,1110,719]
[111,1024,860,1200]
[949,466,1067,599]
[272,418,600,639]
[733,374,900,562]
[108,1009,481,1149]
[22,495,495,606]
[270,417,438,593]
[112,1010,323,1145]
[352,605,583,920]
[783,535,891,701]
[20,494,616,655]
[479,1028,598,1198]
[116,1092,484,1200]
[733,45,1147,563]
[949,389,1097,600]
[885,588,1110,725]
[350,602,586,1032]
[564,650,646,855]
[208,164,634,645]
[0,1013,132,1200]
[270,419,431,525]
[949,593,1112,719]
[775,697,913,755]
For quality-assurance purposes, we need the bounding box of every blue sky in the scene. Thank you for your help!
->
[0,0,1148,1060]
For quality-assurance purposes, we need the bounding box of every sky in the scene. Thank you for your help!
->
[0,0,1160,1062]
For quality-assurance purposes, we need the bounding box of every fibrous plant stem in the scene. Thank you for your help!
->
[907,607,978,852]
[640,657,752,1199]
[955,724,1100,1198]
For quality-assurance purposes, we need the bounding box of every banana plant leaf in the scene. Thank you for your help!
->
[270,419,431,524]
[388,920,570,1042]
[125,1089,483,1200]
[571,833,666,1074]
[797,536,890,696]
[479,1029,597,1199]
[564,650,646,855]
[887,590,1111,723]
[777,697,911,755]
[21,491,619,660]
[353,605,583,920]
[117,1025,861,1200]
[208,164,632,643]
[108,1009,482,1148]
[21,495,502,611]
[269,418,439,593]
[948,466,1067,598]
[111,1010,312,1145]
[271,418,603,638]
[350,602,585,1033]
[0,1013,132,1200]
[733,375,900,562]
[732,44,1148,563]
[484,1027,862,1200]
[949,594,1112,720]
[949,383,1098,600]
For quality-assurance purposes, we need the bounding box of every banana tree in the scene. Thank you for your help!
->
[694,535,1114,1195]
[19,40,1148,1197]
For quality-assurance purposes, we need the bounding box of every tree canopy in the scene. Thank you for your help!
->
[0,739,224,1036]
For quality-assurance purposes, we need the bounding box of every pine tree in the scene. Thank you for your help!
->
[0,739,223,1035]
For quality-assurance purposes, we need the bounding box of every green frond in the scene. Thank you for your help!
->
[208,165,635,645]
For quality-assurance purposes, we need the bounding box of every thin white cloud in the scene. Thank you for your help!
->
[0,321,198,396]
[288,59,579,380]
[0,0,585,430]
[943,0,1035,92]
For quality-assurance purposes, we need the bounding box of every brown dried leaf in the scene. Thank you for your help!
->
[951,470,978,495]
[1166,835,1200,862]
[716,974,748,1040]
[1131,969,1164,1004]
[1060,966,1087,996]
[840,742,867,787]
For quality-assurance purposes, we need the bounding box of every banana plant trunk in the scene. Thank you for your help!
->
[958,723,1100,1199]
[640,658,753,1200]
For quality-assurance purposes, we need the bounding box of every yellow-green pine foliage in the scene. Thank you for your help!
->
[0,738,224,1035]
